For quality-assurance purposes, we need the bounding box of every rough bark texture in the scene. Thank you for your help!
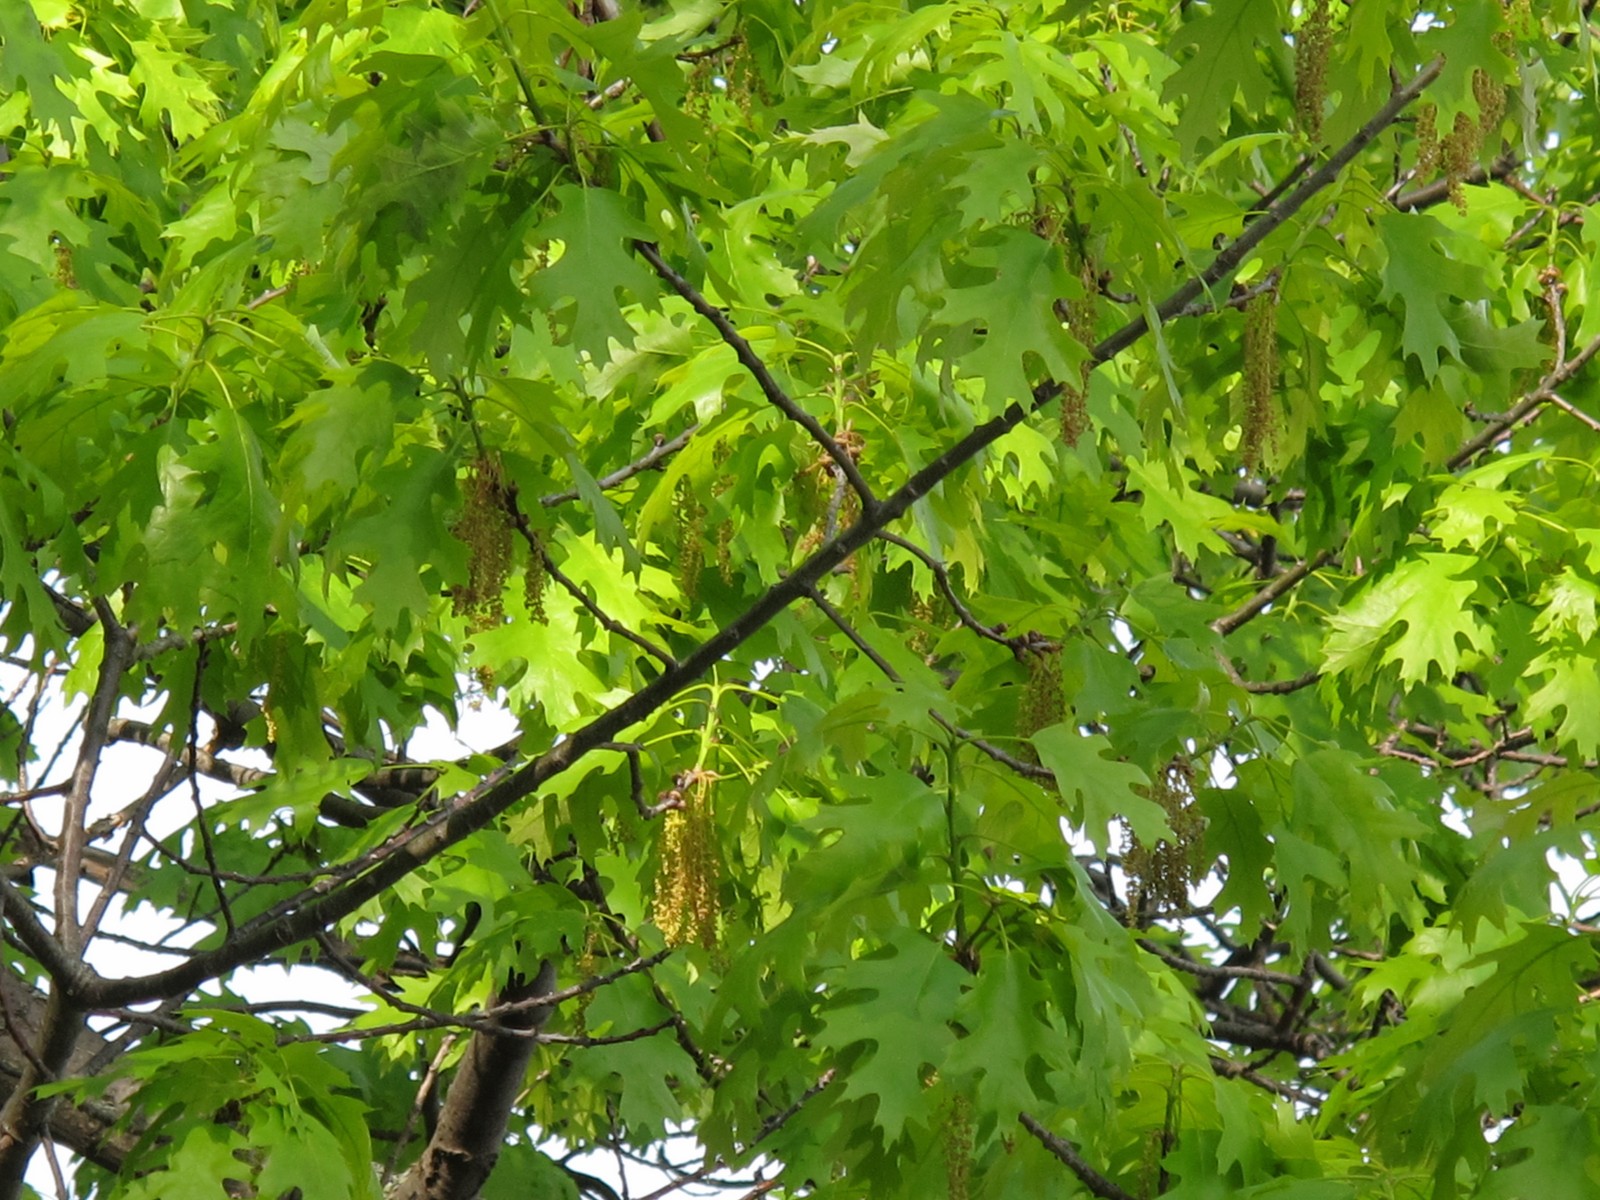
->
[392,959,557,1200]
[0,986,135,1175]
[0,992,86,1189]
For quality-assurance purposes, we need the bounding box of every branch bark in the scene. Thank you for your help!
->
[391,960,557,1200]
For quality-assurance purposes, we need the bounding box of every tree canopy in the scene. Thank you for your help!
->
[2,0,1600,1196]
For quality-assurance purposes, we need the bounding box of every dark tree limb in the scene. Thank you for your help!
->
[633,241,878,509]
[0,991,84,1192]
[391,961,558,1200]
[540,425,698,507]
[1019,1113,1137,1200]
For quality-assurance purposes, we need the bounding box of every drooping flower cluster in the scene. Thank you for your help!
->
[654,771,720,950]
[451,454,513,630]
[1294,0,1333,141]
[1016,640,1064,762]
[1240,289,1279,471]
[674,476,705,604]
[1122,760,1206,914]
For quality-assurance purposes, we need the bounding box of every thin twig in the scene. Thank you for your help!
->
[1019,1113,1137,1200]
[1240,669,1321,695]
[1210,551,1333,637]
[601,742,678,819]
[1542,391,1600,434]
[1136,939,1303,987]
[504,487,678,668]
[875,532,1012,647]
[132,621,240,663]
[930,713,1054,781]
[805,589,900,682]
[1208,1056,1325,1106]
[540,426,698,507]
[56,598,135,955]
[1448,331,1600,468]
[633,241,877,510]
[383,1034,457,1187]
[187,647,235,937]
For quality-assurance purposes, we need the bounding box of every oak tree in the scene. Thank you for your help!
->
[2,0,1599,1197]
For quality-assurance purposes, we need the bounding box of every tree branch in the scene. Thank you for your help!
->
[55,598,135,955]
[633,241,877,510]
[391,959,558,1200]
[875,531,1013,647]
[505,487,678,668]
[1210,551,1334,636]
[539,426,698,507]
[1018,1113,1136,1200]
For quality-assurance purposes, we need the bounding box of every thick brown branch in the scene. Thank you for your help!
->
[0,991,84,1191]
[391,961,557,1200]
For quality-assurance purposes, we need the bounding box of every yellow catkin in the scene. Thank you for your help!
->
[523,530,548,625]
[1293,0,1333,141]
[1060,255,1098,447]
[1473,68,1505,142]
[674,477,705,604]
[1240,289,1279,471]
[1415,104,1440,180]
[1123,761,1206,914]
[52,240,77,289]
[942,1093,974,1200]
[1016,641,1064,763]
[1441,109,1480,212]
[450,455,513,629]
[654,772,720,950]
[716,519,735,584]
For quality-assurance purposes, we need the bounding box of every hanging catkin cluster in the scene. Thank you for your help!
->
[1473,68,1506,143]
[523,529,548,625]
[674,477,705,604]
[1123,760,1206,913]
[1416,69,1507,211]
[1293,0,1333,141]
[53,240,77,289]
[1061,254,1099,448]
[1502,0,1534,35]
[451,454,513,629]
[685,39,769,122]
[654,771,720,950]
[1016,640,1064,762]
[1240,289,1279,471]
[941,1092,974,1200]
